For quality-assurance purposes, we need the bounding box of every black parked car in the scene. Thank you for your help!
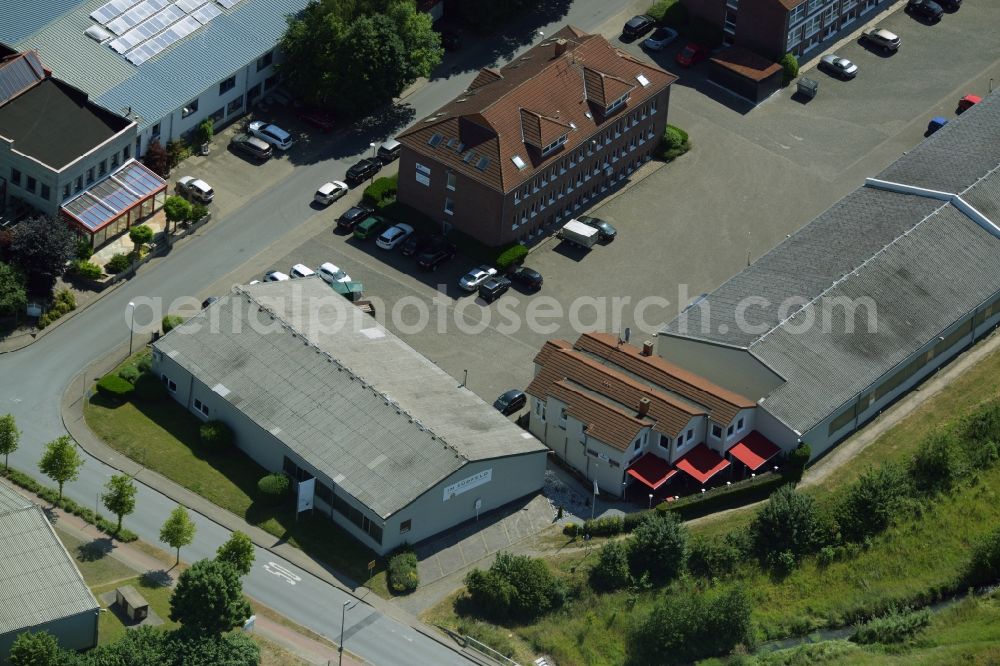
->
[494,389,527,416]
[346,158,380,184]
[577,215,617,242]
[402,233,436,257]
[416,238,457,271]
[906,0,944,19]
[936,0,960,9]
[336,205,374,232]
[479,276,511,303]
[511,267,543,291]
[622,15,655,39]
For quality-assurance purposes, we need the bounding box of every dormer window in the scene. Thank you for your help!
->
[605,93,629,114]
[541,134,568,156]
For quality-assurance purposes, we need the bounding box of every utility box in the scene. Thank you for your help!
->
[115,585,149,622]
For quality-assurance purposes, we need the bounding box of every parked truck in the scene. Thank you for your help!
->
[558,219,599,249]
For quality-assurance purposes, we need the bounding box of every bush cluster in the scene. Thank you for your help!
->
[199,420,234,452]
[71,260,103,280]
[495,244,528,272]
[190,203,209,223]
[647,0,688,25]
[37,289,78,329]
[661,124,691,161]
[363,176,398,208]
[162,314,185,333]
[780,53,800,85]
[96,373,135,398]
[105,253,132,274]
[589,539,631,591]
[257,473,291,505]
[464,552,566,622]
[851,605,931,645]
[388,548,419,594]
[966,526,1000,587]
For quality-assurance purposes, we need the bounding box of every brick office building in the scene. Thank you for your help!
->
[395,26,676,247]
[682,0,890,61]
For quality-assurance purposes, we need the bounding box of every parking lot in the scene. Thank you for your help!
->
[200,0,1000,410]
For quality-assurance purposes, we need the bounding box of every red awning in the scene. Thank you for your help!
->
[675,443,731,485]
[626,453,677,490]
[728,431,781,471]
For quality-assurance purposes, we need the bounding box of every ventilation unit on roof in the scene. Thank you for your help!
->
[511,155,527,170]
[428,133,444,147]
[85,25,112,41]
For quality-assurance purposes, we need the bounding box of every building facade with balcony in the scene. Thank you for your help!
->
[395,26,676,247]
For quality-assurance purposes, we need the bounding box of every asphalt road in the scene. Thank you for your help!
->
[0,0,654,663]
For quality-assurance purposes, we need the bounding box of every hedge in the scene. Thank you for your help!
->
[72,260,103,280]
[388,549,419,594]
[257,473,291,505]
[118,365,141,383]
[495,244,528,272]
[105,253,132,274]
[363,175,398,208]
[200,421,234,452]
[97,373,136,399]
[0,467,138,541]
[661,125,691,161]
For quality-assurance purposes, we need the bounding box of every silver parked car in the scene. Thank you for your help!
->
[642,26,678,51]
[819,54,858,80]
[863,28,900,52]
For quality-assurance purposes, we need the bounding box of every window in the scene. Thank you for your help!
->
[446,171,456,191]
[99,160,107,177]
[400,519,411,534]
[737,417,745,431]
[559,407,567,428]
[40,184,50,200]
[181,99,198,118]
[535,401,546,420]
[219,75,236,95]
[62,184,70,199]
[227,96,244,115]
[256,50,273,72]
[161,375,177,392]
[659,434,670,449]
[444,197,454,215]
[123,145,130,160]
[193,398,209,417]
[11,169,20,186]
[264,74,278,91]
[111,152,119,168]
[727,424,734,436]
[541,134,568,156]
[86,168,95,185]
[605,94,629,113]
[151,122,161,137]
[25,176,36,193]
[415,162,431,187]
[633,439,640,451]
[711,424,722,438]
[74,176,83,193]
[686,429,693,441]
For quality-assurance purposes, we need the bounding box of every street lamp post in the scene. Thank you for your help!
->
[648,493,654,510]
[126,301,136,355]
[338,600,354,666]
[369,142,378,186]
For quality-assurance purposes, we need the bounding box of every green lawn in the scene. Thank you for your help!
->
[92,574,179,645]
[84,353,383,591]
[56,528,137,588]
[423,344,1000,665]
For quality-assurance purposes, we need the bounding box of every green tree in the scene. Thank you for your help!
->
[909,431,959,495]
[162,196,192,234]
[966,525,1000,587]
[0,412,21,470]
[780,52,799,85]
[128,224,154,253]
[165,630,260,666]
[751,485,823,569]
[0,261,28,318]
[38,435,83,501]
[590,539,631,591]
[836,463,910,542]
[143,140,169,177]
[9,630,63,666]
[787,442,811,479]
[280,0,442,118]
[464,552,565,622]
[160,505,197,565]
[169,558,252,634]
[102,473,137,533]
[629,511,688,584]
[194,119,214,147]
[10,216,77,295]
[216,531,255,577]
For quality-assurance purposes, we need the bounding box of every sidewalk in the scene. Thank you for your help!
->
[0,474,366,666]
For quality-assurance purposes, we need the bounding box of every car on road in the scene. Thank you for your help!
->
[229,133,273,161]
[957,94,981,113]
[622,15,655,39]
[862,28,900,52]
[493,389,527,416]
[346,158,380,184]
[478,276,511,303]
[290,264,315,279]
[176,176,214,204]
[415,238,456,271]
[336,205,374,232]
[906,0,943,20]
[318,262,351,284]
[376,223,414,250]
[675,42,709,67]
[201,296,218,309]
[577,214,617,242]
[248,121,294,150]
[314,181,349,205]
[459,266,498,291]
[296,108,335,133]
[353,215,389,240]
[511,267,543,291]
[264,270,289,282]
[819,54,858,80]
[927,116,948,134]
[642,26,678,51]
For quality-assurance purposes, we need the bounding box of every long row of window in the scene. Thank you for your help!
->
[283,455,384,545]
[10,143,132,204]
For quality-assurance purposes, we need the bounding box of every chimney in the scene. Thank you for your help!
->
[554,39,567,57]
[641,340,654,357]
[638,398,650,418]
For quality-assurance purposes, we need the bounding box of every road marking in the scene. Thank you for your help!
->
[263,561,301,585]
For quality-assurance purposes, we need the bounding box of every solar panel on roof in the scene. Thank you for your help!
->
[173,0,208,11]
[216,0,242,8]
[106,0,169,35]
[91,0,142,24]
[191,3,221,23]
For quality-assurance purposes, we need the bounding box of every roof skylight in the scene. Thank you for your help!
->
[511,155,527,170]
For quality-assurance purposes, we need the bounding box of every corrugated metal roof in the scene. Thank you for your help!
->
[0,50,46,106]
[0,483,32,514]
[153,279,544,518]
[0,0,88,45]
[0,506,99,635]
[10,0,310,131]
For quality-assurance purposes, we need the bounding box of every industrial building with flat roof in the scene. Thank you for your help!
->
[152,278,547,554]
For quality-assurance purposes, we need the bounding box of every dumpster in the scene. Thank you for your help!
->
[796,77,818,100]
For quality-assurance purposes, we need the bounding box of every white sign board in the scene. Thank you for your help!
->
[443,469,492,501]
[297,477,315,513]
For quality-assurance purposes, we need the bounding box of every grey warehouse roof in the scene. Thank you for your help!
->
[153,279,545,518]
[0,497,99,636]
[0,483,32,513]
[663,90,1000,434]
[4,0,310,132]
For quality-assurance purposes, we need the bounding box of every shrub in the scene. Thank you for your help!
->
[166,140,191,169]
[687,533,745,579]
[164,195,192,228]
[630,511,688,584]
[495,244,528,272]
[388,549,419,594]
[661,124,691,161]
[590,539,631,591]
[257,473,290,505]
[464,552,565,622]
[200,420,234,452]
[909,431,959,495]
[780,53,799,85]
[194,119,214,147]
[105,253,132,274]
[190,203,208,222]
[836,463,910,542]
[787,442,811,479]
[76,238,94,260]
[96,373,135,398]
[363,176,398,207]
[966,526,1000,586]
[133,373,165,402]
[751,485,824,569]
[583,514,625,537]
[563,522,579,537]
[136,353,153,373]
[851,605,931,645]
[72,259,103,279]
[647,0,688,26]
[143,140,169,176]
[118,365,141,384]
[162,314,185,333]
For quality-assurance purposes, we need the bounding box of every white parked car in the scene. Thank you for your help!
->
[176,176,214,204]
[458,265,498,291]
[819,54,858,80]
[375,223,414,250]
[248,121,294,150]
[290,264,315,279]
[264,271,289,282]
[317,262,351,284]
[314,181,349,205]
